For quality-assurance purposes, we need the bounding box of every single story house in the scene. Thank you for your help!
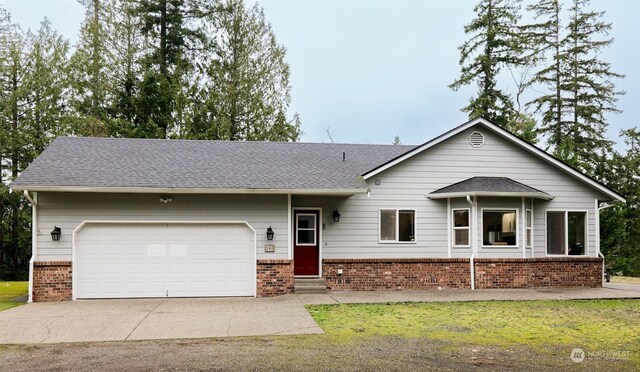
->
[10,117,624,302]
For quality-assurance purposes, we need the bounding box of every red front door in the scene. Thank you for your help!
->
[294,210,320,276]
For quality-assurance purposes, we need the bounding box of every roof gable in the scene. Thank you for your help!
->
[362,117,624,202]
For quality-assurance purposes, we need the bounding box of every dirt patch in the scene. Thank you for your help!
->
[1,336,636,371]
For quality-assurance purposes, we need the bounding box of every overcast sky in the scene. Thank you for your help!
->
[2,0,638,147]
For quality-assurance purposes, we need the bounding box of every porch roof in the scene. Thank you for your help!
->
[428,177,554,200]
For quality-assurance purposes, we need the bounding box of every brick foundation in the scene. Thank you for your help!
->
[33,261,72,302]
[256,259,294,297]
[475,257,603,289]
[30,257,602,301]
[323,258,471,291]
[323,257,602,292]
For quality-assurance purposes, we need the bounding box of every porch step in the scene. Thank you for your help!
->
[294,278,328,294]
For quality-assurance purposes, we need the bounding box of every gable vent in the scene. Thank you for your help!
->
[469,131,485,148]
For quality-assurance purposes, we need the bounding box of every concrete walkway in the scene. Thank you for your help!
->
[0,295,322,344]
[297,284,640,305]
[2,284,638,345]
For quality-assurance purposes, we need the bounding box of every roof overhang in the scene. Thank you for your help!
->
[428,191,554,200]
[10,185,367,196]
[362,117,625,202]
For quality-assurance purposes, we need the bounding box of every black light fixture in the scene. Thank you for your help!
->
[266,226,274,240]
[50,226,61,241]
[333,209,341,223]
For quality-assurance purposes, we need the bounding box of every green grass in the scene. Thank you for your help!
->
[0,281,28,311]
[307,300,640,362]
[612,276,640,285]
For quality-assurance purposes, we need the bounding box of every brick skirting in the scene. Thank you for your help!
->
[323,258,471,291]
[30,257,602,301]
[33,261,72,302]
[323,257,602,292]
[256,259,294,297]
[474,257,603,289]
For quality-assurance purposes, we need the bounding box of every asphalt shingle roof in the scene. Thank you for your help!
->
[430,176,550,196]
[11,137,416,191]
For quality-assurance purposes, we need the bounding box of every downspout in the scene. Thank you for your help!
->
[596,201,615,283]
[466,195,476,290]
[22,190,37,303]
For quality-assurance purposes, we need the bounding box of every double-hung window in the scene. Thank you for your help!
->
[546,211,587,255]
[452,209,470,247]
[379,209,416,242]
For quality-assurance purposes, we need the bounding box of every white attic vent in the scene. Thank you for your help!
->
[469,131,485,148]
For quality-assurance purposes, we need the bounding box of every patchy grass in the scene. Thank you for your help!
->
[612,276,640,285]
[0,281,28,311]
[307,299,640,365]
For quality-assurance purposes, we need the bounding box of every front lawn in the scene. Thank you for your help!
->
[307,299,640,368]
[0,281,28,311]
[612,276,640,285]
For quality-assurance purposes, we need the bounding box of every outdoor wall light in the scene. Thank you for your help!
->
[159,196,173,203]
[50,226,61,241]
[266,226,274,241]
[333,209,341,223]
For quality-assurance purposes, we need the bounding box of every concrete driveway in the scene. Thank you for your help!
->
[0,295,322,344]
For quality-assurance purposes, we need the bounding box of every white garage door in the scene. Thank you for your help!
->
[75,222,255,299]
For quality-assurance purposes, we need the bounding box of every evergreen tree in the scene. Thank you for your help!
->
[24,20,70,154]
[563,0,623,175]
[68,0,115,136]
[190,0,300,141]
[450,0,523,129]
[133,0,205,138]
[0,17,35,279]
[522,0,564,146]
[601,128,640,276]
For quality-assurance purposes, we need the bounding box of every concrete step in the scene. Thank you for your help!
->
[294,278,328,294]
[294,285,328,294]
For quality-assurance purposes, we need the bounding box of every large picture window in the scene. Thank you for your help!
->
[379,209,416,243]
[482,209,517,247]
[452,209,470,247]
[546,211,587,255]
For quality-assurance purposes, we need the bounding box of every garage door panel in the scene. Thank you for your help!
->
[76,223,255,299]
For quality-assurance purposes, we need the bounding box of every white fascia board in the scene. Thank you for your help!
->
[428,191,554,201]
[9,186,367,196]
[363,117,625,202]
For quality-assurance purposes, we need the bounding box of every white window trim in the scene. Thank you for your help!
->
[525,208,533,248]
[480,208,519,248]
[452,208,471,248]
[378,208,417,244]
[295,212,317,246]
[544,210,589,257]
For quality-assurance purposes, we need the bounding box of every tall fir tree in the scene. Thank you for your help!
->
[450,0,523,130]
[522,0,564,147]
[562,0,623,176]
[69,0,115,136]
[133,0,205,138]
[189,0,300,141]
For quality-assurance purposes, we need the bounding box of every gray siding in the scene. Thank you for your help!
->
[294,126,607,259]
[35,193,288,261]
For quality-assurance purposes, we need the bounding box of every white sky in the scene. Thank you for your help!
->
[2,0,638,148]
